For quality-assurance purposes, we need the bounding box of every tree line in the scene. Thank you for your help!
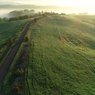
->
[0,11,66,22]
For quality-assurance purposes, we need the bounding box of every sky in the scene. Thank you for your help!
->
[0,0,95,8]
[0,0,95,15]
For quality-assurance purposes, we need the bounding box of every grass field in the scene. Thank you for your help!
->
[28,15,95,95]
[1,21,32,95]
[1,14,95,95]
[0,20,28,49]
[0,19,28,64]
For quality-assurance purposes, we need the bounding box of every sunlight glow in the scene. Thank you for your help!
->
[1,0,95,8]
[0,0,95,14]
[54,0,95,8]
[2,0,94,8]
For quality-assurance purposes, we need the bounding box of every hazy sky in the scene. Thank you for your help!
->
[1,0,95,8]
[0,0,95,15]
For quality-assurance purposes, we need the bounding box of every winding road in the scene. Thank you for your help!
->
[0,20,33,94]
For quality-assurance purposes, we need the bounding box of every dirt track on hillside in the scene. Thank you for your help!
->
[0,20,33,92]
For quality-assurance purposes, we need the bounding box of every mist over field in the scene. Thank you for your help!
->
[0,4,95,18]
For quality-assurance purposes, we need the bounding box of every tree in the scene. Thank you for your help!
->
[0,18,3,22]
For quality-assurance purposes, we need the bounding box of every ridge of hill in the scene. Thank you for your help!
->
[28,15,95,95]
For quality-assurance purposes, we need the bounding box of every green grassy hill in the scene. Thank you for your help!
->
[0,20,28,65]
[1,14,95,95]
[0,20,27,49]
[28,15,95,95]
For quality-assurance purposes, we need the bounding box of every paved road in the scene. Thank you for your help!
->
[0,20,33,94]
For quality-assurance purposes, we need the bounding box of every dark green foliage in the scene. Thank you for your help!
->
[0,18,3,22]
[9,15,29,21]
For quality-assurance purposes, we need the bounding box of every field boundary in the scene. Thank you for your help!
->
[0,20,33,93]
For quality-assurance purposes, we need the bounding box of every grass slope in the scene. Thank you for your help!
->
[0,20,28,49]
[28,15,95,95]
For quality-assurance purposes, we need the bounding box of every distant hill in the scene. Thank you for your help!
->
[0,4,40,9]
[0,4,59,10]
[9,9,35,17]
